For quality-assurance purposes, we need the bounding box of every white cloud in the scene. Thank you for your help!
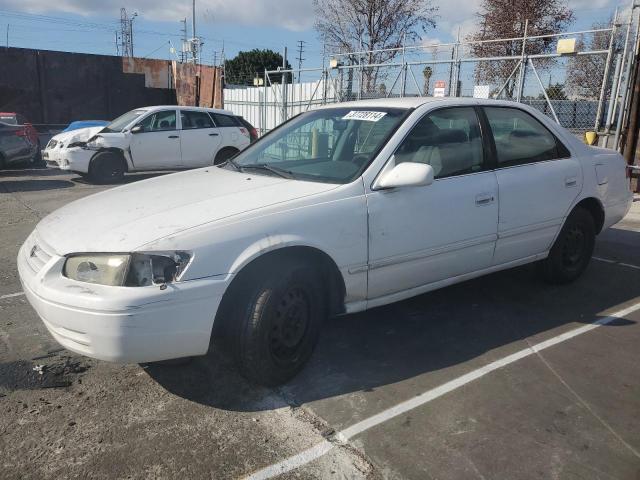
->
[0,0,316,31]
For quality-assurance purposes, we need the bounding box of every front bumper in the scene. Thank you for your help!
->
[17,232,230,363]
[44,147,93,173]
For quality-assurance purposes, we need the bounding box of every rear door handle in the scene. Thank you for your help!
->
[475,193,495,206]
[565,176,578,187]
[209,133,219,136]
[168,135,179,139]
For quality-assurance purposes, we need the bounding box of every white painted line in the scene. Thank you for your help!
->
[593,256,640,270]
[619,262,640,270]
[0,291,25,300]
[592,256,616,264]
[245,300,640,480]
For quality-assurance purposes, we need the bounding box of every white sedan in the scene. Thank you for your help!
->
[18,98,632,385]
[57,106,252,183]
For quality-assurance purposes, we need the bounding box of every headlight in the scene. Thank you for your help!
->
[64,254,130,286]
[63,252,191,287]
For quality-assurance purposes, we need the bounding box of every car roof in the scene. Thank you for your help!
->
[137,105,236,116]
[314,97,533,110]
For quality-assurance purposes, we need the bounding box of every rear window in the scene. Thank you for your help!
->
[484,107,570,167]
[211,113,239,127]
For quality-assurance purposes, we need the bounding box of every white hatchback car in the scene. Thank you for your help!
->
[58,106,252,183]
[42,126,105,168]
[18,98,632,385]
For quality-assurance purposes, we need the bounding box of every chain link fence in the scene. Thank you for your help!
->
[224,17,639,148]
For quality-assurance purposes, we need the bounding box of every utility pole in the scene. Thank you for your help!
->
[296,40,306,83]
[180,18,188,63]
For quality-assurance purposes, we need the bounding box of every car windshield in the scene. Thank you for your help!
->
[229,107,407,184]
[102,109,146,133]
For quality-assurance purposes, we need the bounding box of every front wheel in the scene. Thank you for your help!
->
[222,258,325,386]
[88,151,125,184]
[538,207,595,284]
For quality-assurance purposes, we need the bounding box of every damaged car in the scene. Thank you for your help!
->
[61,106,252,183]
[18,98,633,386]
[43,126,106,170]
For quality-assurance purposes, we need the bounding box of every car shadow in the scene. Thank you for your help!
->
[0,179,75,192]
[145,253,640,412]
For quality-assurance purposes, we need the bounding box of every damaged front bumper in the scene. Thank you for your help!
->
[17,231,229,363]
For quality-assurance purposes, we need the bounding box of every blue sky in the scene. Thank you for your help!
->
[0,0,627,69]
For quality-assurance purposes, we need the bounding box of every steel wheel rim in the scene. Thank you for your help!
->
[268,287,311,366]
[562,225,586,268]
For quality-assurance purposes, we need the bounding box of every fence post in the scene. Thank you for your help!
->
[516,19,528,102]
[594,13,618,131]
[401,33,407,97]
[281,47,288,124]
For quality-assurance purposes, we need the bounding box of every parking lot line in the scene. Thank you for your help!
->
[245,300,640,480]
[593,256,640,269]
[0,291,25,300]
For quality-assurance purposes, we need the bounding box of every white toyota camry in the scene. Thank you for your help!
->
[18,98,633,385]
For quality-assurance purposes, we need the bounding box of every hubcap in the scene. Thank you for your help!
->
[269,287,310,365]
[562,225,586,268]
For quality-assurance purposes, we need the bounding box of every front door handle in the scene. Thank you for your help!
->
[565,176,578,187]
[209,133,219,136]
[168,135,179,139]
[475,193,495,206]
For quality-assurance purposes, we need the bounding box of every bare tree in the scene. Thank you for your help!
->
[314,0,437,94]
[469,0,573,97]
[566,21,619,99]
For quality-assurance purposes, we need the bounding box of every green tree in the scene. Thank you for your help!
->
[539,82,567,100]
[224,49,292,86]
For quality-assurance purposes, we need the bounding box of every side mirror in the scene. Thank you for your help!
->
[375,161,434,189]
[130,125,144,134]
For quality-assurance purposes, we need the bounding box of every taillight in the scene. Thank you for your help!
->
[15,127,27,137]
[250,128,258,140]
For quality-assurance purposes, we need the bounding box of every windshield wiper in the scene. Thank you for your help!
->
[239,163,294,179]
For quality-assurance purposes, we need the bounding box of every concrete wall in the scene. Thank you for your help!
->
[0,48,222,126]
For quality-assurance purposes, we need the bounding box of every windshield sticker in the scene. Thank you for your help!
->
[342,111,387,122]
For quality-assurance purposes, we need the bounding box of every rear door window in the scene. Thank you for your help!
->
[211,113,239,127]
[181,111,215,129]
[483,107,569,167]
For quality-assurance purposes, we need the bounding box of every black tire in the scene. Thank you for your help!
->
[538,207,596,284]
[88,151,126,184]
[221,257,325,386]
[214,147,239,166]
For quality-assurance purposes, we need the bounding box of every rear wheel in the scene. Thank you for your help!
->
[214,147,239,166]
[219,257,325,386]
[538,207,595,284]
[88,151,125,184]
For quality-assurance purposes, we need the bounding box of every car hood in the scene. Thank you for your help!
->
[36,167,338,255]
[50,127,103,147]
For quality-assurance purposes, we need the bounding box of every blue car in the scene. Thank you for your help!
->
[63,120,109,132]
